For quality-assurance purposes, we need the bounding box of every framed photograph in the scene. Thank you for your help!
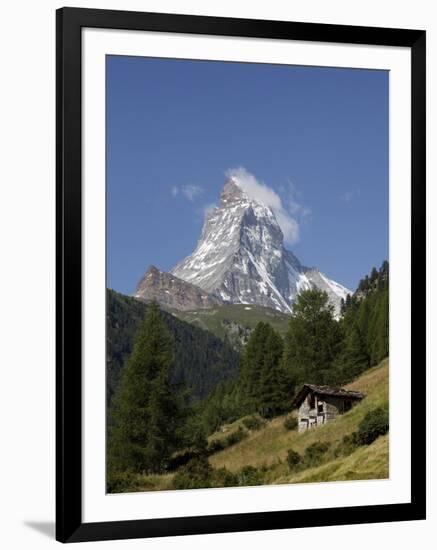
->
[56,7,426,543]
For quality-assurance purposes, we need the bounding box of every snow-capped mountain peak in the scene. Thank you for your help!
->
[220,177,246,203]
[171,178,350,315]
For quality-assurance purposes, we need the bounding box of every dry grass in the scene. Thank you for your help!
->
[209,359,389,482]
[133,473,175,492]
[277,434,389,484]
[208,416,251,443]
[345,358,389,394]
[121,359,389,491]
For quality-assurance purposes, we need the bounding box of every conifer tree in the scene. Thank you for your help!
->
[336,261,389,380]
[335,322,370,382]
[258,326,287,418]
[143,362,181,472]
[381,260,389,279]
[240,322,269,411]
[340,297,346,316]
[239,322,288,418]
[108,301,180,476]
[282,289,343,388]
[370,267,379,286]
[370,289,389,364]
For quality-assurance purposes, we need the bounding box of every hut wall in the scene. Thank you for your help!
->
[298,395,312,431]
[323,395,345,420]
[295,389,360,432]
[299,395,311,417]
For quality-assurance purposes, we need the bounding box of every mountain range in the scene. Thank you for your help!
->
[135,176,350,315]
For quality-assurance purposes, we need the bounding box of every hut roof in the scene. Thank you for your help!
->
[292,384,365,409]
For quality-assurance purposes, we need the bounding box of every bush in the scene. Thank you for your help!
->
[283,415,298,431]
[107,470,140,493]
[356,407,389,445]
[207,427,248,454]
[212,467,238,488]
[303,441,331,467]
[242,415,266,431]
[334,434,358,458]
[237,465,264,487]
[173,459,265,490]
[190,430,209,453]
[207,438,226,454]
[172,455,213,490]
[286,449,302,471]
[168,448,209,471]
[226,426,247,445]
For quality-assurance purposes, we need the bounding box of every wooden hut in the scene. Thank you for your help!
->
[292,384,364,432]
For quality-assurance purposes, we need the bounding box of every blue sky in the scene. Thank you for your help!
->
[107,56,388,295]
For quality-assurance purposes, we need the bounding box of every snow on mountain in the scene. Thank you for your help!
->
[171,177,350,315]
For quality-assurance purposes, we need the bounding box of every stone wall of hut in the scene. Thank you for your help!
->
[297,393,355,431]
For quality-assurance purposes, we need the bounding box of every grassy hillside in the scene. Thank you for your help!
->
[209,358,389,482]
[172,303,290,348]
[281,434,388,483]
[114,359,388,492]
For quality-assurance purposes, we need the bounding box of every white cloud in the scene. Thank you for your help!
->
[287,180,311,219]
[225,167,308,245]
[181,184,203,202]
[340,187,360,203]
[171,184,204,202]
[203,202,217,217]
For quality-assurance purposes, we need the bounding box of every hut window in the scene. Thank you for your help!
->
[318,401,324,414]
[309,394,315,409]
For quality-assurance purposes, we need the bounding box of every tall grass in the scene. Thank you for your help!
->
[209,359,389,483]
[115,358,389,491]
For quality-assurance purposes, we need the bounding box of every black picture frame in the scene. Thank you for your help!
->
[56,6,426,543]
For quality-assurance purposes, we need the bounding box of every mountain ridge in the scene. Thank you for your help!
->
[135,265,222,311]
[171,177,350,314]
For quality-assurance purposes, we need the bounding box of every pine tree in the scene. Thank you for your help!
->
[370,289,389,364]
[335,322,370,382]
[340,297,346,316]
[108,301,180,476]
[239,322,288,418]
[143,362,181,472]
[381,260,389,277]
[240,322,269,411]
[337,261,389,380]
[379,261,389,290]
[257,326,287,418]
[282,289,343,388]
[370,267,379,286]
[357,294,372,351]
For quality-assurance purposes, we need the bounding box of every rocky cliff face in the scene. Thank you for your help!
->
[135,265,222,311]
[171,177,350,315]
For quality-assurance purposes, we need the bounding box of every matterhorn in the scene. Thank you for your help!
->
[159,176,350,314]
